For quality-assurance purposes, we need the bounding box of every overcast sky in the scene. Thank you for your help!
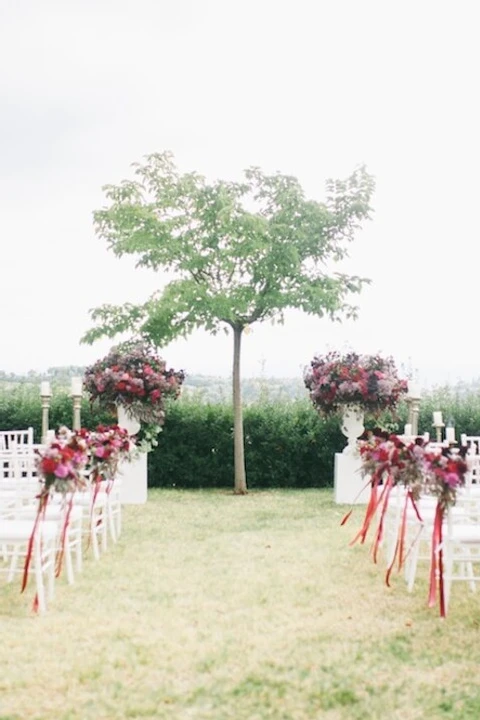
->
[1,0,478,387]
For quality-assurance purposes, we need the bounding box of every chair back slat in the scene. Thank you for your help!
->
[0,428,34,451]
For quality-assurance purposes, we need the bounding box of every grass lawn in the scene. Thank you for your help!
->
[1,489,480,720]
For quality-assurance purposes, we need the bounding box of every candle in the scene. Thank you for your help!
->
[71,377,83,396]
[408,382,421,398]
[433,411,443,426]
[446,426,456,444]
[404,423,413,436]
[40,381,51,396]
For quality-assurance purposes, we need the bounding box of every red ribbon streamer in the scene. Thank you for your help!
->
[21,491,49,613]
[55,495,74,578]
[428,502,446,618]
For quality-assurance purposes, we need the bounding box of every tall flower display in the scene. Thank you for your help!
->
[83,342,185,425]
[304,351,409,417]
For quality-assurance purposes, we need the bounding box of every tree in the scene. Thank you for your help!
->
[81,152,375,494]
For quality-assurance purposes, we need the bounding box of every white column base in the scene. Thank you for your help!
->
[118,452,148,504]
[334,452,371,504]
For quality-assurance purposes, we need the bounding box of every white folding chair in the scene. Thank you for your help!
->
[13,501,83,584]
[0,513,57,613]
[52,487,108,561]
[0,428,34,451]
[442,492,480,612]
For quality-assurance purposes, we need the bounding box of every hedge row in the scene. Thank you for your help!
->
[1,384,480,489]
[149,399,347,488]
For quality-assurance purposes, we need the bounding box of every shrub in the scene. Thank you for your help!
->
[2,382,480,489]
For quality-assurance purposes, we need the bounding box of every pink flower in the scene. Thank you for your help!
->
[54,463,70,478]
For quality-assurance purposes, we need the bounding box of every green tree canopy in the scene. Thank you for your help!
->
[82,152,375,492]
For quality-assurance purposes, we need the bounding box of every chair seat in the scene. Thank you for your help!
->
[0,519,58,542]
[15,505,83,523]
[450,525,480,543]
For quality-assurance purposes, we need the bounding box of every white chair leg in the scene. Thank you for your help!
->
[7,548,20,583]
[101,511,108,553]
[63,540,74,585]
[75,526,82,573]
[90,514,100,561]
[47,544,55,601]
[107,497,117,543]
[33,544,47,613]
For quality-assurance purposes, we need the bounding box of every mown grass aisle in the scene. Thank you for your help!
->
[1,489,480,719]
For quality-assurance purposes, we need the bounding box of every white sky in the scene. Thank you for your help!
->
[1,0,479,387]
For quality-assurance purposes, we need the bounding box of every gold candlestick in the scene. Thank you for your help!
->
[39,384,52,444]
[71,376,83,431]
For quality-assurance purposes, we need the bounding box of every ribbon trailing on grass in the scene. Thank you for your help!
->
[428,502,446,618]
[342,475,426,588]
[385,489,423,587]
[21,491,49,613]
[55,496,74,578]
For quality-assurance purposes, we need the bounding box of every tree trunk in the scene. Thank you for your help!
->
[232,325,247,494]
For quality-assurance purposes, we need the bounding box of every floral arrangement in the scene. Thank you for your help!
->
[358,432,426,499]
[304,351,408,417]
[345,431,469,618]
[357,432,468,508]
[81,425,132,483]
[83,342,185,425]
[423,449,468,509]
[35,425,133,492]
[35,426,89,494]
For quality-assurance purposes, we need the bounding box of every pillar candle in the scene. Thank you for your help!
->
[71,377,83,396]
[446,427,456,443]
[408,382,421,397]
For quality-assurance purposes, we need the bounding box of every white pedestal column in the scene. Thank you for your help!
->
[117,405,148,505]
[334,452,371,504]
[333,404,370,504]
[118,452,148,504]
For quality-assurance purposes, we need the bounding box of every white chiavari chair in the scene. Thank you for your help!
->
[0,428,34,451]
[442,491,480,612]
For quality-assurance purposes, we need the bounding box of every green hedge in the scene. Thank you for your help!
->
[2,383,480,489]
[148,398,349,489]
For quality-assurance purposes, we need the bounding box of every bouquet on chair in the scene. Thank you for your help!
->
[80,425,132,484]
[35,426,89,495]
[342,430,469,617]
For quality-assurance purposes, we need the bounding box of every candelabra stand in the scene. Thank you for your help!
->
[72,393,82,431]
[71,377,83,431]
[432,422,445,444]
[40,393,52,444]
[407,391,422,436]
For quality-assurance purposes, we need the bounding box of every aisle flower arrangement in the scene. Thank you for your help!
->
[342,431,468,617]
[82,425,132,483]
[35,426,89,494]
[304,351,409,416]
[23,425,134,607]
[83,342,185,425]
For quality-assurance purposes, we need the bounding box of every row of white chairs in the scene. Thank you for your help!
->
[0,436,122,613]
[380,452,480,614]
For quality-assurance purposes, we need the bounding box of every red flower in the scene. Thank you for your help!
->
[41,457,57,475]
